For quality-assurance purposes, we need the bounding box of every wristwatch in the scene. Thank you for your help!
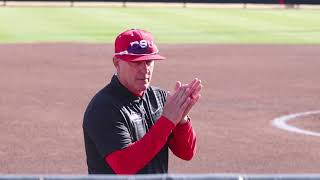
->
[186,115,191,122]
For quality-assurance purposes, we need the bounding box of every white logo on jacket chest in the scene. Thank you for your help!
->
[129,113,143,122]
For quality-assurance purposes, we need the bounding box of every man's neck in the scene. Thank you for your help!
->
[133,91,144,97]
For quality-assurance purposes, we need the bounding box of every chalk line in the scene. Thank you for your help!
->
[272,110,320,137]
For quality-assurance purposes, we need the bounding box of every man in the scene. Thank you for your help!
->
[83,29,202,174]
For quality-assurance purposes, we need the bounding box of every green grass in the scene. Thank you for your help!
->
[0,7,320,43]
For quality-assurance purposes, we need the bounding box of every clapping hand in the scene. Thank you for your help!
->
[162,78,202,125]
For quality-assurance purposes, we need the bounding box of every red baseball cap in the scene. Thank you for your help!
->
[113,29,166,62]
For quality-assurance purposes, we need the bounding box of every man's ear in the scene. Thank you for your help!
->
[113,58,120,70]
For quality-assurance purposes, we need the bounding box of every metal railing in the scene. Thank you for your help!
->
[2,174,320,180]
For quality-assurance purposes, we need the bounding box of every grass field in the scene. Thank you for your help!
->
[0,7,320,43]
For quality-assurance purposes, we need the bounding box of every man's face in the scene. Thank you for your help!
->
[114,59,155,95]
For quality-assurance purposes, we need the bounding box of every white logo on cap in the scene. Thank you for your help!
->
[130,40,154,48]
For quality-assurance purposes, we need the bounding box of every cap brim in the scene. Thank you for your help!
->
[114,54,166,62]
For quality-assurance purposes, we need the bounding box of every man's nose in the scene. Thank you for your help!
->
[139,61,149,73]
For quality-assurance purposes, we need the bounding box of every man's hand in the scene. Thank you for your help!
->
[162,78,202,125]
[176,79,202,124]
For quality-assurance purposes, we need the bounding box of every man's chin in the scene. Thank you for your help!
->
[133,85,149,96]
[138,84,149,91]
[142,84,149,90]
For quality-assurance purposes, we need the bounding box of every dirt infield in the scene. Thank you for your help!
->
[0,43,319,174]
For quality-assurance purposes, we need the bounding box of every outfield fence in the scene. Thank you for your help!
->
[1,0,320,5]
[2,174,320,180]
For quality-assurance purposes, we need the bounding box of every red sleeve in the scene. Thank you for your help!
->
[105,116,175,174]
[168,118,196,160]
